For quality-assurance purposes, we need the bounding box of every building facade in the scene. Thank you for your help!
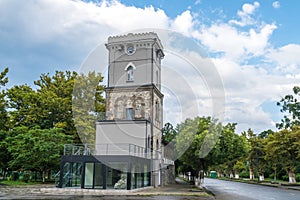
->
[58,32,173,190]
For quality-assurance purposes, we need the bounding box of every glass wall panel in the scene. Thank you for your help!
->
[94,163,103,189]
[62,162,71,187]
[144,164,150,186]
[137,173,143,188]
[136,164,142,188]
[72,162,82,187]
[107,162,128,189]
[84,163,94,188]
[131,164,136,189]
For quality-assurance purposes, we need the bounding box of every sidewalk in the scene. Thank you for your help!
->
[0,178,214,200]
[216,177,300,191]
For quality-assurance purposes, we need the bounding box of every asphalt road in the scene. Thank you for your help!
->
[204,178,300,200]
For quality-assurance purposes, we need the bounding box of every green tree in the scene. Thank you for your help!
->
[6,70,105,144]
[276,86,300,129]
[34,71,78,139]
[264,127,300,183]
[233,160,246,179]
[246,129,266,181]
[175,117,224,179]
[72,71,105,144]
[212,123,248,178]
[0,67,8,129]
[162,122,177,143]
[6,85,40,128]
[5,126,72,182]
[0,67,9,176]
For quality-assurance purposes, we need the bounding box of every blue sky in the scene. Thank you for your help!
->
[1,0,300,133]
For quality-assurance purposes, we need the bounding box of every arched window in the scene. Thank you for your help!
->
[125,62,135,82]
[127,66,134,81]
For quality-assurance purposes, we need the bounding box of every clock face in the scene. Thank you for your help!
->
[127,46,135,55]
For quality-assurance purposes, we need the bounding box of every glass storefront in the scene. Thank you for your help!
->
[60,158,150,190]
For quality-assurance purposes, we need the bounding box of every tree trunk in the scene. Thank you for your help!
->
[48,170,51,181]
[249,169,254,180]
[42,171,45,183]
[230,172,233,179]
[199,159,204,186]
[288,170,296,184]
[235,173,239,179]
[259,174,264,181]
[273,168,277,182]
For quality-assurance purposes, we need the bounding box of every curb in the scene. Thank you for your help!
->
[211,178,300,191]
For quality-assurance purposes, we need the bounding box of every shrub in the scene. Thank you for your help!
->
[296,174,300,182]
[11,172,19,181]
[282,175,289,181]
[239,170,249,178]
[23,172,30,183]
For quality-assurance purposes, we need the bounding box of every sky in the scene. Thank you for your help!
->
[1,0,300,133]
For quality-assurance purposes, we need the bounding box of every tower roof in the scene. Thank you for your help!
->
[106,32,163,50]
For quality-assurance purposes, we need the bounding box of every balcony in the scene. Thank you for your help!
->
[63,144,161,160]
[97,111,151,121]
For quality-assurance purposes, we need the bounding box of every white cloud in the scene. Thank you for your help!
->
[195,0,201,5]
[195,23,277,61]
[266,44,300,76]
[1,0,299,134]
[267,44,300,67]
[171,10,195,36]
[272,1,280,9]
[229,1,260,27]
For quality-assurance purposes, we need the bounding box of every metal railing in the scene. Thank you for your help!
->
[64,144,94,156]
[63,143,161,159]
[96,112,151,121]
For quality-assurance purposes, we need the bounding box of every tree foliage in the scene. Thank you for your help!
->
[0,69,106,179]
[175,117,247,176]
[264,127,300,183]
[5,126,72,182]
[246,129,266,177]
[0,67,8,130]
[72,71,105,143]
[277,86,300,129]
[0,68,9,173]
[162,122,177,143]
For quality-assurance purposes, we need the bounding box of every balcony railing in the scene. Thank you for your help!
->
[96,112,151,121]
[63,143,161,159]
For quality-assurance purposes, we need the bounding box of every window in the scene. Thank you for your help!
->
[135,98,144,118]
[115,100,123,119]
[127,66,134,81]
[155,101,159,122]
[126,108,133,120]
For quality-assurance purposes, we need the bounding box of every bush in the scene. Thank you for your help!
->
[296,174,300,182]
[23,173,30,183]
[11,172,19,181]
[239,170,249,178]
[282,175,289,181]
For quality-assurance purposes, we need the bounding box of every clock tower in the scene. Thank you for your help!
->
[96,32,165,187]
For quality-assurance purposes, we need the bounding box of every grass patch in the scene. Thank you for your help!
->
[0,180,41,186]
